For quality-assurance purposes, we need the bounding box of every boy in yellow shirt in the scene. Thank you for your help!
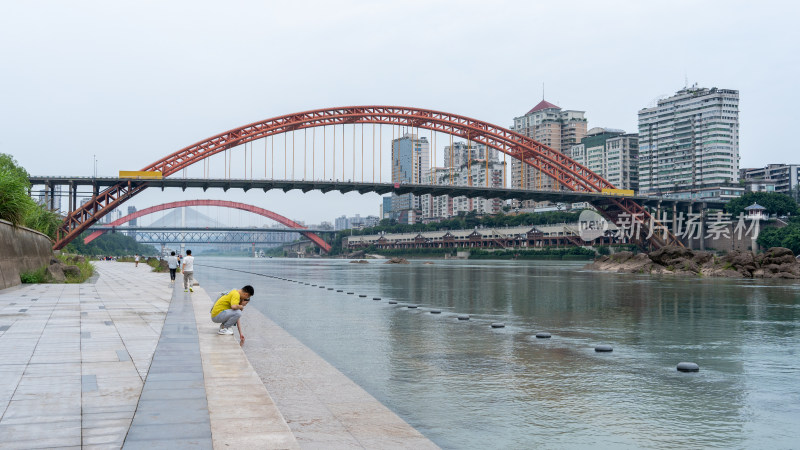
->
[211,285,254,345]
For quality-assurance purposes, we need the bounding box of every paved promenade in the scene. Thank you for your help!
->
[0,261,437,449]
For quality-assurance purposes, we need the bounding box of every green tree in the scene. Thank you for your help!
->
[725,192,799,217]
[757,224,800,255]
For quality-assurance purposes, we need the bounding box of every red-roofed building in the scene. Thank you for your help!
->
[510,99,588,202]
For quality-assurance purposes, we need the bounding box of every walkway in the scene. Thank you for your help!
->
[0,262,297,449]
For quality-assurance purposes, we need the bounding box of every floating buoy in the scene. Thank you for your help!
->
[311,284,317,287]
[408,305,418,309]
[430,310,441,314]
[535,332,551,339]
[359,294,367,298]
[457,314,470,320]
[347,292,354,295]
[677,362,699,372]
[373,297,381,300]
[319,286,325,288]
[491,322,505,328]
[595,345,613,352]
[388,301,398,304]
[328,288,334,290]
[336,290,343,292]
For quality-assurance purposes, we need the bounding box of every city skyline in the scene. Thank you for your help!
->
[2,1,798,224]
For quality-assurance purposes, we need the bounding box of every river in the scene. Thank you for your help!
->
[194,257,800,449]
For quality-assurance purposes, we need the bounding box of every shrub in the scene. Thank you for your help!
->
[20,267,47,283]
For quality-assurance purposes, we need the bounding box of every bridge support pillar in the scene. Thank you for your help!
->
[687,204,693,250]
[699,202,707,252]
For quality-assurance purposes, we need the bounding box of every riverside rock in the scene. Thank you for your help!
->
[385,258,410,265]
[46,263,66,282]
[586,246,800,279]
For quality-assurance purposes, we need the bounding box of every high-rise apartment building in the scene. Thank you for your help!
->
[567,128,639,192]
[638,85,739,194]
[510,100,588,192]
[421,141,505,220]
[391,133,429,223]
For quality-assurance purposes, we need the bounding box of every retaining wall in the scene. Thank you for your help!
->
[0,219,54,289]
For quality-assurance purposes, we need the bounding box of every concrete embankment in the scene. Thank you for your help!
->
[0,219,53,289]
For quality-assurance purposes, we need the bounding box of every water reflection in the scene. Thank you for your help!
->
[197,258,800,449]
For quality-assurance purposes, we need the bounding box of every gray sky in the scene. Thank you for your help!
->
[2,0,798,225]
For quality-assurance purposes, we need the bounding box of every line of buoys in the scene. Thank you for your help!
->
[535,332,551,339]
[457,314,470,320]
[677,362,699,372]
[595,345,613,352]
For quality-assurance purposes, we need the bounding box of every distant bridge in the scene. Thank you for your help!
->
[81,199,332,252]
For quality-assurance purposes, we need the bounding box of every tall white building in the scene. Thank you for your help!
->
[567,128,639,191]
[638,85,739,194]
[421,141,505,220]
[390,133,430,223]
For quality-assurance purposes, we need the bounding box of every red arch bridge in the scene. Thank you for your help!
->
[83,200,332,252]
[30,106,718,251]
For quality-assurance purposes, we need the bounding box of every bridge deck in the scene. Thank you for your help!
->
[29,176,727,209]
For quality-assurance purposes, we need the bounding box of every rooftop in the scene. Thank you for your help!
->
[526,99,561,115]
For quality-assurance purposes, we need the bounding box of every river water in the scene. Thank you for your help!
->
[195,257,800,449]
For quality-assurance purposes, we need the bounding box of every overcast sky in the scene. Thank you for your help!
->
[2,0,798,225]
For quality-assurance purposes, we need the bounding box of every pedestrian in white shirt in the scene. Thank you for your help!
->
[182,250,195,292]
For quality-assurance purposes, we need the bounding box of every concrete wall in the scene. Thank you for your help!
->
[0,219,54,290]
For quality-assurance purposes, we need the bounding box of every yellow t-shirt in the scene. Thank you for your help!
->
[211,289,240,317]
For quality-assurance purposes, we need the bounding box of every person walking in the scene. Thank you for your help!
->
[167,251,179,286]
[134,254,140,267]
[182,250,195,292]
[210,286,254,346]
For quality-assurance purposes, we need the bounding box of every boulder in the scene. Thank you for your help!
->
[349,260,368,264]
[49,258,60,265]
[385,258,410,264]
[62,265,82,278]
[46,264,66,282]
[691,251,713,265]
[648,246,693,265]
[610,251,634,263]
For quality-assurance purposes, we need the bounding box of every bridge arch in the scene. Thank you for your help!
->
[83,199,331,253]
[55,106,676,250]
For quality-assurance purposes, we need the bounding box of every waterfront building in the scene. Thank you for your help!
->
[740,164,800,200]
[510,100,588,192]
[567,127,639,192]
[391,133,430,224]
[638,85,740,194]
[663,183,744,202]
[344,223,609,250]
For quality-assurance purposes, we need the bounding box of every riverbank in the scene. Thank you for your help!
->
[586,245,800,279]
[0,261,436,448]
